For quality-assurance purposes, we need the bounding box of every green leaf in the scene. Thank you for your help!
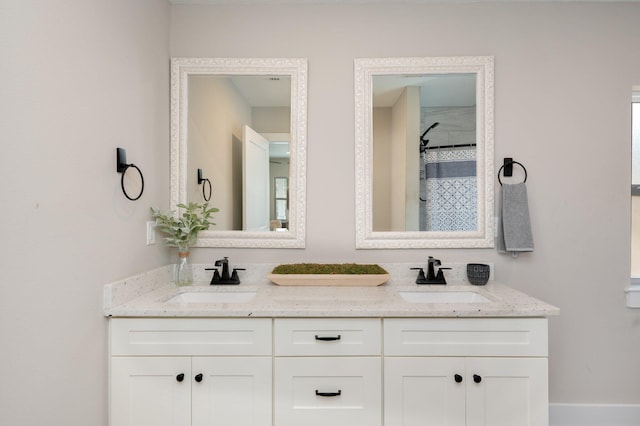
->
[150,202,218,248]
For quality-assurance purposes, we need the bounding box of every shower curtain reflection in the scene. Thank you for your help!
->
[420,147,477,231]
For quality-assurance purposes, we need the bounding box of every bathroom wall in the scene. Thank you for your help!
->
[373,107,393,230]
[421,106,476,146]
[171,2,640,404]
[252,106,290,134]
[392,86,421,231]
[188,75,252,229]
[0,1,170,425]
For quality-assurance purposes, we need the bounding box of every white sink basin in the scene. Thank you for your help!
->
[399,290,492,304]
[165,291,257,304]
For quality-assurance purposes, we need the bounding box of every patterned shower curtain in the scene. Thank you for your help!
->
[420,147,477,232]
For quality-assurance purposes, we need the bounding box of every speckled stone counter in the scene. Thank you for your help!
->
[103,263,559,318]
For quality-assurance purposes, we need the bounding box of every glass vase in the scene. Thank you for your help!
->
[174,246,193,286]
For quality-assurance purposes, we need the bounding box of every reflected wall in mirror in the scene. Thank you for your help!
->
[355,57,494,248]
[171,58,307,248]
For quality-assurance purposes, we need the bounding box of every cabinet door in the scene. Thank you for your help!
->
[384,357,466,426]
[110,357,191,426]
[192,357,272,426]
[465,358,548,426]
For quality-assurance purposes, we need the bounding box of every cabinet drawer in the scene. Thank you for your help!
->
[384,318,548,357]
[274,318,381,356]
[110,318,272,356]
[274,357,381,426]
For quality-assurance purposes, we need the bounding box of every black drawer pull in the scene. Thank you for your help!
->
[195,373,203,383]
[314,335,341,341]
[473,374,482,383]
[315,390,342,397]
[454,374,463,383]
[176,373,185,382]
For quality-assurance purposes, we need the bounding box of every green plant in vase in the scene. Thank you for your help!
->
[151,202,218,286]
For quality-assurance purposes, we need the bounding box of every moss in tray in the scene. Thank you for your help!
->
[271,263,388,275]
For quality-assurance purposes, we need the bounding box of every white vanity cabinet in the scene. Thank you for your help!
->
[273,318,383,426]
[109,318,272,426]
[383,318,549,426]
[108,316,551,426]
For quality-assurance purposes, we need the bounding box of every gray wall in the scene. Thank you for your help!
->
[172,3,640,404]
[1,0,170,425]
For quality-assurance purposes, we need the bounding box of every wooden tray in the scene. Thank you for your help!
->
[268,273,389,286]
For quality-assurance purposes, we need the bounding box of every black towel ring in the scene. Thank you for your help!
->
[498,160,527,186]
[120,164,144,201]
[116,148,144,201]
[197,168,212,202]
[201,178,212,201]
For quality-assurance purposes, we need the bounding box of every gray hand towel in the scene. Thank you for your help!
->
[497,182,534,254]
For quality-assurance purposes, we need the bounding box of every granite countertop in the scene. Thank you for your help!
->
[103,263,559,318]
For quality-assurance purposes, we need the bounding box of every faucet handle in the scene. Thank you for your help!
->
[410,267,428,285]
[435,267,451,284]
[230,268,245,283]
[205,267,221,284]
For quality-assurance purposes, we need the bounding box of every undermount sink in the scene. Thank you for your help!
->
[399,290,492,304]
[164,291,257,304]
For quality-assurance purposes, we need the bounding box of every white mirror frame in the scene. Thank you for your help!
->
[354,56,494,249]
[171,57,307,248]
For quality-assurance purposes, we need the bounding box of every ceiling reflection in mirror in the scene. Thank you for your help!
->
[355,57,494,249]
[171,58,307,248]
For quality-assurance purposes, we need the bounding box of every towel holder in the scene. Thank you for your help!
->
[197,168,212,202]
[116,147,144,201]
[498,158,527,186]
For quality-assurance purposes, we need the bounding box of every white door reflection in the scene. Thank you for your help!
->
[242,125,270,231]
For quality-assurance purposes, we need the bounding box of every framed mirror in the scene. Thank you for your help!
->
[171,58,307,248]
[354,56,494,248]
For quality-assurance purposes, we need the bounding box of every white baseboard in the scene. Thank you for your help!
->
[550,403,640,426]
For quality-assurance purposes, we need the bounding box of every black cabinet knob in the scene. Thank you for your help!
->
[473,374,482,383]
[454,374,463,383]
[195,373,203,383]
[176,373,184,382]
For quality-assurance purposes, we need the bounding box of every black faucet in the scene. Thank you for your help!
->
[216,257,231,281]
[205,257,245,285]
[426,256,441,281]
[411,256,450,285]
